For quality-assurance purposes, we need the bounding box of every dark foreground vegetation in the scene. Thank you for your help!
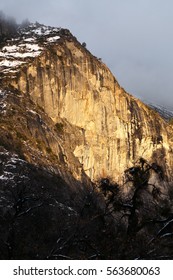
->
[0,150,173,260]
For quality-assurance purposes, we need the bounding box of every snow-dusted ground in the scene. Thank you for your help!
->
[0,23,61,75]
[147,103,173,121]
[0,43,43,58]
[47,36,60,42]
[0,149,27,186]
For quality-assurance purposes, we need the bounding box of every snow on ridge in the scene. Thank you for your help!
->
[0,43,43,58]
[27,23,61,36]
[47,36,60,43]
[147,103,173,121]
[34,27,54,36]
[0,42,43,73]
[21,43,42,51]
[2,43,42,52]
[0,23,62,75]
[20,23,61,39]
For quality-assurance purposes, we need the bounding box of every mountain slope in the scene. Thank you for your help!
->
[1,22,173,183]
[147,103,173,122]
[1,22,173,260]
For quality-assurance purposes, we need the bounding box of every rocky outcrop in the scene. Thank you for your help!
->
[1,23,173,184]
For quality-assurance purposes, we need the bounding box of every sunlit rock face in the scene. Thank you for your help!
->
[1,23,173,183]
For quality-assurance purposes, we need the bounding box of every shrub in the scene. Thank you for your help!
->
[16,131,27,141]
[46,147,52,154]
[55,122,64,133]
[82,42,87,48]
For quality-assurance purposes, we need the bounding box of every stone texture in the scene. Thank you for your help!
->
[2,28,173,183]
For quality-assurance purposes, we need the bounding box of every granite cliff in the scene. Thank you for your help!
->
[1,21,173,259]
[1,22,173,184]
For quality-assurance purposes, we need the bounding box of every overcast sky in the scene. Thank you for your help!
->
[1,0,173,108]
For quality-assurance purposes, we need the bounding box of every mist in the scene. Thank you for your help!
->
[1,0,173,108]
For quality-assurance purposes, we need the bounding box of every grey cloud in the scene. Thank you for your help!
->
[1,0,173,108]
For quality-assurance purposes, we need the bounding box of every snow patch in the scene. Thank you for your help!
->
[47,36,60,43]
[0,59,24,67]
[0,171,14,181]
[0,175,9,181]
[0,43,43,59]
[27,109,37,115]
[0,23,61,76]
[0,89,6,97]
[0,42,43,73]
[24,38,35,42]
[33,25,61,36]
[0,102,7,109]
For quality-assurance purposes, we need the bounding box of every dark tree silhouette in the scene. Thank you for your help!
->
[0,11,18,40]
